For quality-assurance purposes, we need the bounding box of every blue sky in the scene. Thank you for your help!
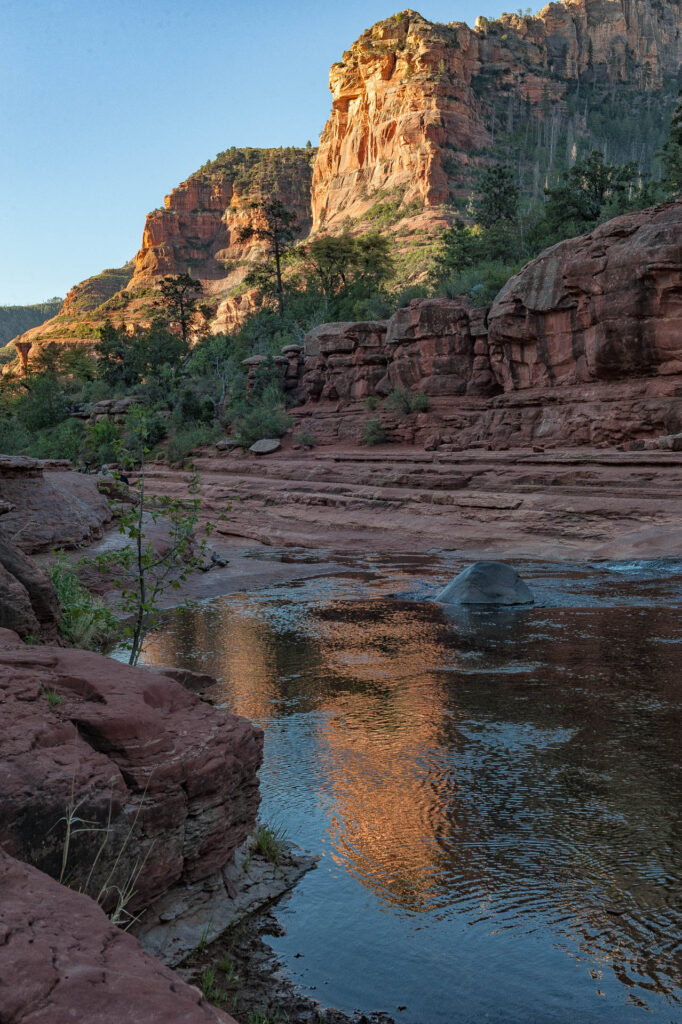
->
[1,1,515,304]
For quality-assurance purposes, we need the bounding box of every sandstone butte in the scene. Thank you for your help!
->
[9,0,682,356]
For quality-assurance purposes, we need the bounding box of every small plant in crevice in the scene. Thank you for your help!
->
[385,387,430,416]
[200,963,230,1009]
[363,395,378,411]
[362,418,387,446]
[292,429,315,448]
[249,823,288,866]
[41,685,63,708]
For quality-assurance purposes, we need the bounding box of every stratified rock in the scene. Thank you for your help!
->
[0,455,112,553]
[0,539,60,640]
[0,850,237,1024]
[487,200,682,389]
[436,561,533,605]
[249,438,281,455]
[0,638,263,918]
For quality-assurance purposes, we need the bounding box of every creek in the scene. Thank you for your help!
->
[123,552,682,1024]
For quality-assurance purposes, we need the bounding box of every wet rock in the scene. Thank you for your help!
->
[0,850,237,1024]
[249,438,281,455]
[436,561,534,605]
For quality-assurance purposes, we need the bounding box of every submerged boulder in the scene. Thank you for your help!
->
[437,561,533,606]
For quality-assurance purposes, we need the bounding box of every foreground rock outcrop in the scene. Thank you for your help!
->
[0,540,60,640]
[0,850,237,1024]
[0,632,263,919]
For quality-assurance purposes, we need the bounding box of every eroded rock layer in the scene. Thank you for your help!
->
[0,634,263,918]
[0,849,237,1024]
[312,2,682,231]
[292,200,682,448]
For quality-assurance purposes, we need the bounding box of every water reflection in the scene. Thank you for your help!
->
[139,560,682,1022]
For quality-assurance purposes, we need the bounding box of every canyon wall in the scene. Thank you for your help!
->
[312,2,682,232]
[291,199,682,448]
[10,0,681,355]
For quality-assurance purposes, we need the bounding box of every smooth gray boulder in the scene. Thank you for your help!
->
[436,561,533,606]
[249,438,281,455]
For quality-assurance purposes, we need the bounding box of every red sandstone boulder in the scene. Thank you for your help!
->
[0,850,236,1024]
[0,539,61,640]
[0,639,263,918]
[487,200,682,389]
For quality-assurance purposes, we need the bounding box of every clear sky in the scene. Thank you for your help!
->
[1,0,517,304]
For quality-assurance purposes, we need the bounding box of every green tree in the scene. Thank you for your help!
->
[297,231,393,301]
[155,273,204,345]
[92,408,210,666]
[477,164,519,227]
[544,151,643,235]
[660,88,682,198]
[239,198,298,315]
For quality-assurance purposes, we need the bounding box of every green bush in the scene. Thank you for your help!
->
[25,419,85,462]
[83,417,121,465]
[385,388,413,415]
[364,396,378,411]
[293,429,315,447]
[232,403,292,449]
[0,416,29,455]
[49,557,118,651]
[165,422,222,465]
[362,418,387,446]
[411,390,430,412]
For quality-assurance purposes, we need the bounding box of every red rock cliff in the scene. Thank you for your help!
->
[311,2,682,232]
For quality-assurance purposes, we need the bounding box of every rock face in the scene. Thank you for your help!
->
[0,850,237,1024]
[0,455,112,553]
[486,200,682,388]
[436,561,534,605]
[312,3,682,233]
[0,636,263,919]
[0,540,60,640]
[129,148,313,292]
[292,201,682,448]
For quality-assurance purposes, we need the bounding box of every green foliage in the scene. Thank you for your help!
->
[0,297,62,346]
[410,390,430,412]
[295,231,393,314]
[385,388,430,415]
[83,417,121,465]
[249,823,288,866]
[16,372,68,432]
[364,396,378,411]
[200,964,229,1009]
[90,409,210,666]
[292,429,315,448]
[41,686,63,708]
[24,418,85,461]
[155,273,205,344]
[477,164,519,227]
[165,422,222,465]
[95,321,188,389]
[661,88,682,198]
[544,150,648,235]
[362,418,387,446]
[240,199,299,315]
[49,556,119,651]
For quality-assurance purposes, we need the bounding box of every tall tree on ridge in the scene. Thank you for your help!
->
[239,198,298,315]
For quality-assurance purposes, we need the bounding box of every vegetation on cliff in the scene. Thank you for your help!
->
[0,298,62,347]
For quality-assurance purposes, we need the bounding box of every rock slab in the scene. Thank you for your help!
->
[0,850,237,1024]
[437,561,534,605]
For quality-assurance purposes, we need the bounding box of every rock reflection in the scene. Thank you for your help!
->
[139,580,682,1013]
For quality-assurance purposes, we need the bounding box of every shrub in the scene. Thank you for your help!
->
[292,429,315,448]
[249,823,288,865]
[232,404,291,449]
[411,390,430,412]
[362,418,387,446]
[385,388,413,415]
[0,416,29,454]
[165,422,222,465]
[364,396,378,411]
[48,557,118,651]
[25,419,85,462]
[83,417,121,466]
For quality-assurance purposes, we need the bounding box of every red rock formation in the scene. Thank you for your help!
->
[486,199,682,387]
[294,201,682,448]
[312,3,682,232]
[0,848,237,1024]
[0,455,112,553]
[0,636,263,917]
[0,539,60,640]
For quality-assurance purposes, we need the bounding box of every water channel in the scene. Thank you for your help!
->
[125,553,682,1024]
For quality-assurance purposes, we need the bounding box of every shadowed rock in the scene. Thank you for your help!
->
[250,438,281,455]
[437,561,533,605]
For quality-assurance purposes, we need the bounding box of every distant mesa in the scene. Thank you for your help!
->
[436,561,534,605]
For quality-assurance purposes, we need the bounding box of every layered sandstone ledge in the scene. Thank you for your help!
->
[0,627,263,1021]
[285,200,682,449]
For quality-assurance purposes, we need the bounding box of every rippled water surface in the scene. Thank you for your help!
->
[136,555,682,1023]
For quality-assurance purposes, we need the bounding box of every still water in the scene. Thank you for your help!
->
[133,554,682,1024]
